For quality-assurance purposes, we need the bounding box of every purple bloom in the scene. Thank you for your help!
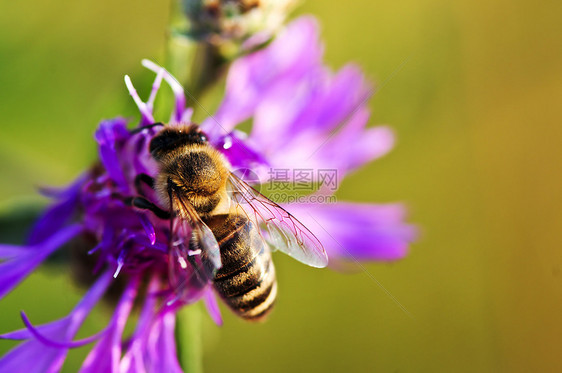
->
[0,16,416,371]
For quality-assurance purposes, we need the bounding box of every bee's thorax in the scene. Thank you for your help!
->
[154,144,230,216]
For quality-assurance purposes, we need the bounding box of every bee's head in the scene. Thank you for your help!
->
[149,124,208,161]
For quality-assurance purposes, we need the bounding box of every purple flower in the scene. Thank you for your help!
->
[0,16,416,371]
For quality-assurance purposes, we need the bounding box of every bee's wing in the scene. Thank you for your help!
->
[167,186,221,303]
[228,173,328,268]
[167,218,207,302]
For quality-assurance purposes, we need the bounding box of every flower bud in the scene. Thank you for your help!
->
[181,0,298,46]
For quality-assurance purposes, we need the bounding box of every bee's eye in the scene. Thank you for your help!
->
[149,127,209,160]
[189,129,208,144]
[149,130,188,159]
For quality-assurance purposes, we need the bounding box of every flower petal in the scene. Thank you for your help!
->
[120,279,182,373]
[120,278,158,373]
[0,318,69,341]
[124,75,155,125]
[0,244,26,259]
[137,213,156,246]
[204,16,324,135]
[0,224,83,299]
[303,110,395,176]
[79,277,139,373]
[285,203,417,262]
[146,312,183,373]
[248,65,381,181]
[19,312,107,348]
[94,118,131,192]
[28,173,89,245]
[0,336,65,373]
[213,130,270,183]
[203,288,223,326]
[141,60,186,124]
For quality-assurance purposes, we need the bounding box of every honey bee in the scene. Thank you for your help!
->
[128,123,328,321]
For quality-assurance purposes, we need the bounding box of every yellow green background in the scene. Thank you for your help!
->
[1,0,561,371]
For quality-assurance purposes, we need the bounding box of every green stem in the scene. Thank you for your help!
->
[166,0,227,98]
[186,43,228,98]
[165,3,215,371]
[176,304,204,373]
[166,31,198,91]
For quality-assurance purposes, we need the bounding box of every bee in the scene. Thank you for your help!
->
[128,123,328,321]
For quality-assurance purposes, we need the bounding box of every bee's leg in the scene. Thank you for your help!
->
[135,173,155,195]
[129,122,164,135]
[124,196,170,220]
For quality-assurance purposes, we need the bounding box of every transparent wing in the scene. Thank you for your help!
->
[167,218,206,303]
[167,187,221,304]
[228,173,328,268]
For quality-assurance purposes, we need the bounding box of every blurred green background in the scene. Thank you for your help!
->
[1,0,561,372]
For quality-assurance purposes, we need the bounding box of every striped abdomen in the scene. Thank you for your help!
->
[205,214,277,321]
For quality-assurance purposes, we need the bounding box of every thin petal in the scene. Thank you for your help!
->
[121,279,182,373]
[0,224,83,299]
[147,312,182,373]
[346,126,395,169]
[137,213,156,245]
[124,75,155,125]
[141,60,186,124]
[146,68,164,113]
[80,277,139,373]
[0,338,64,373]
[28,172,88,245]
[27,197,77,246]
[203,288,223,326]
[19,312,107,348]
[0,319,68,341]
[120,278,159,373]
[0,244,27,259]
[94,118,131,192]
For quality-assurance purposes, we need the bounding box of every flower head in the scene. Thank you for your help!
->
[0,16,416,371]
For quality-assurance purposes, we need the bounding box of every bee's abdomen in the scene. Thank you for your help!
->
[206,214,277,321]
[215,253,277,321]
